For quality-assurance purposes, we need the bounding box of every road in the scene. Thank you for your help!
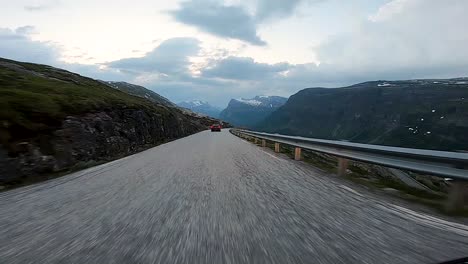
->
[1,130,467,263]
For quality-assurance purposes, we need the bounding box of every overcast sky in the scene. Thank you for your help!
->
[1,0,467,107]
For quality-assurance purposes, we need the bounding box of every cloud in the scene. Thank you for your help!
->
[315,0,468,79]
[0,26,59,65]
[24,0,60,11]
[0,28,217,104]
[107,38,201,74]
[169,0,315,45]
[194,0,468,102]
[3,0,468,108]
[255,0,311,22]
[24,5,48,11]
[15,26,37,35]
[170,1,266,46]
[202,56,290,80]
[106,37,233,103]
[136,76,239,107]
[0,26,129,83]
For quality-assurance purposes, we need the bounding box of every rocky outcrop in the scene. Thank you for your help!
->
[1,108,204,182]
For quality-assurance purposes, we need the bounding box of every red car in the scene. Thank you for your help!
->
[210,124,222,132]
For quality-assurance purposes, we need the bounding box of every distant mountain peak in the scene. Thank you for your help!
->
[177,100,221,118]
[220,95,288,127]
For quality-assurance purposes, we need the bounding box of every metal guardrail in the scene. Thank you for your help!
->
[231,129,468,181]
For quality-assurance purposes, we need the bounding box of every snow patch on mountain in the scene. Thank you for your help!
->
[235,98,263,106]
[182,100,207,107]
[232,96,288,108]
[377,83,393,87]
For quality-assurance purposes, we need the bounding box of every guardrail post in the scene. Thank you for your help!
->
[446,181,467,212]
[338,158,349,177]
[294,147,302,160]
[274,143,280,153]
[262,139,266,147]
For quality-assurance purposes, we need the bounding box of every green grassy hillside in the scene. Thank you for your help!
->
[0,58,171,143]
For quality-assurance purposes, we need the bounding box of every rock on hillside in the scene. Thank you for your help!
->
[0,58,209,184]
[257,79,468,151]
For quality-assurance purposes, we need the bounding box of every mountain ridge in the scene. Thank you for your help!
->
[105,81,176,107]
[257,79,468,151]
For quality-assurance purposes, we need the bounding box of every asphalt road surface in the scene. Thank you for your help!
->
[1,130,468,264]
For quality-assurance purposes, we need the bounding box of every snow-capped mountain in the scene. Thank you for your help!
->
[177,100,221,118]
[219,96,288,127]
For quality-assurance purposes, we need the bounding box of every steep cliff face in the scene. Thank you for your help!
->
[0,58,206,183]
[1,109,202,181]
[258,80,468,151]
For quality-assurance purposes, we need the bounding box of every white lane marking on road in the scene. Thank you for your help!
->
[339,185,364,197]
[236,135,283,161]
[263,151,284,161]
[377,204,468,237]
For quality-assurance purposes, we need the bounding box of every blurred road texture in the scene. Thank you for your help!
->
[1,130,468,263]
